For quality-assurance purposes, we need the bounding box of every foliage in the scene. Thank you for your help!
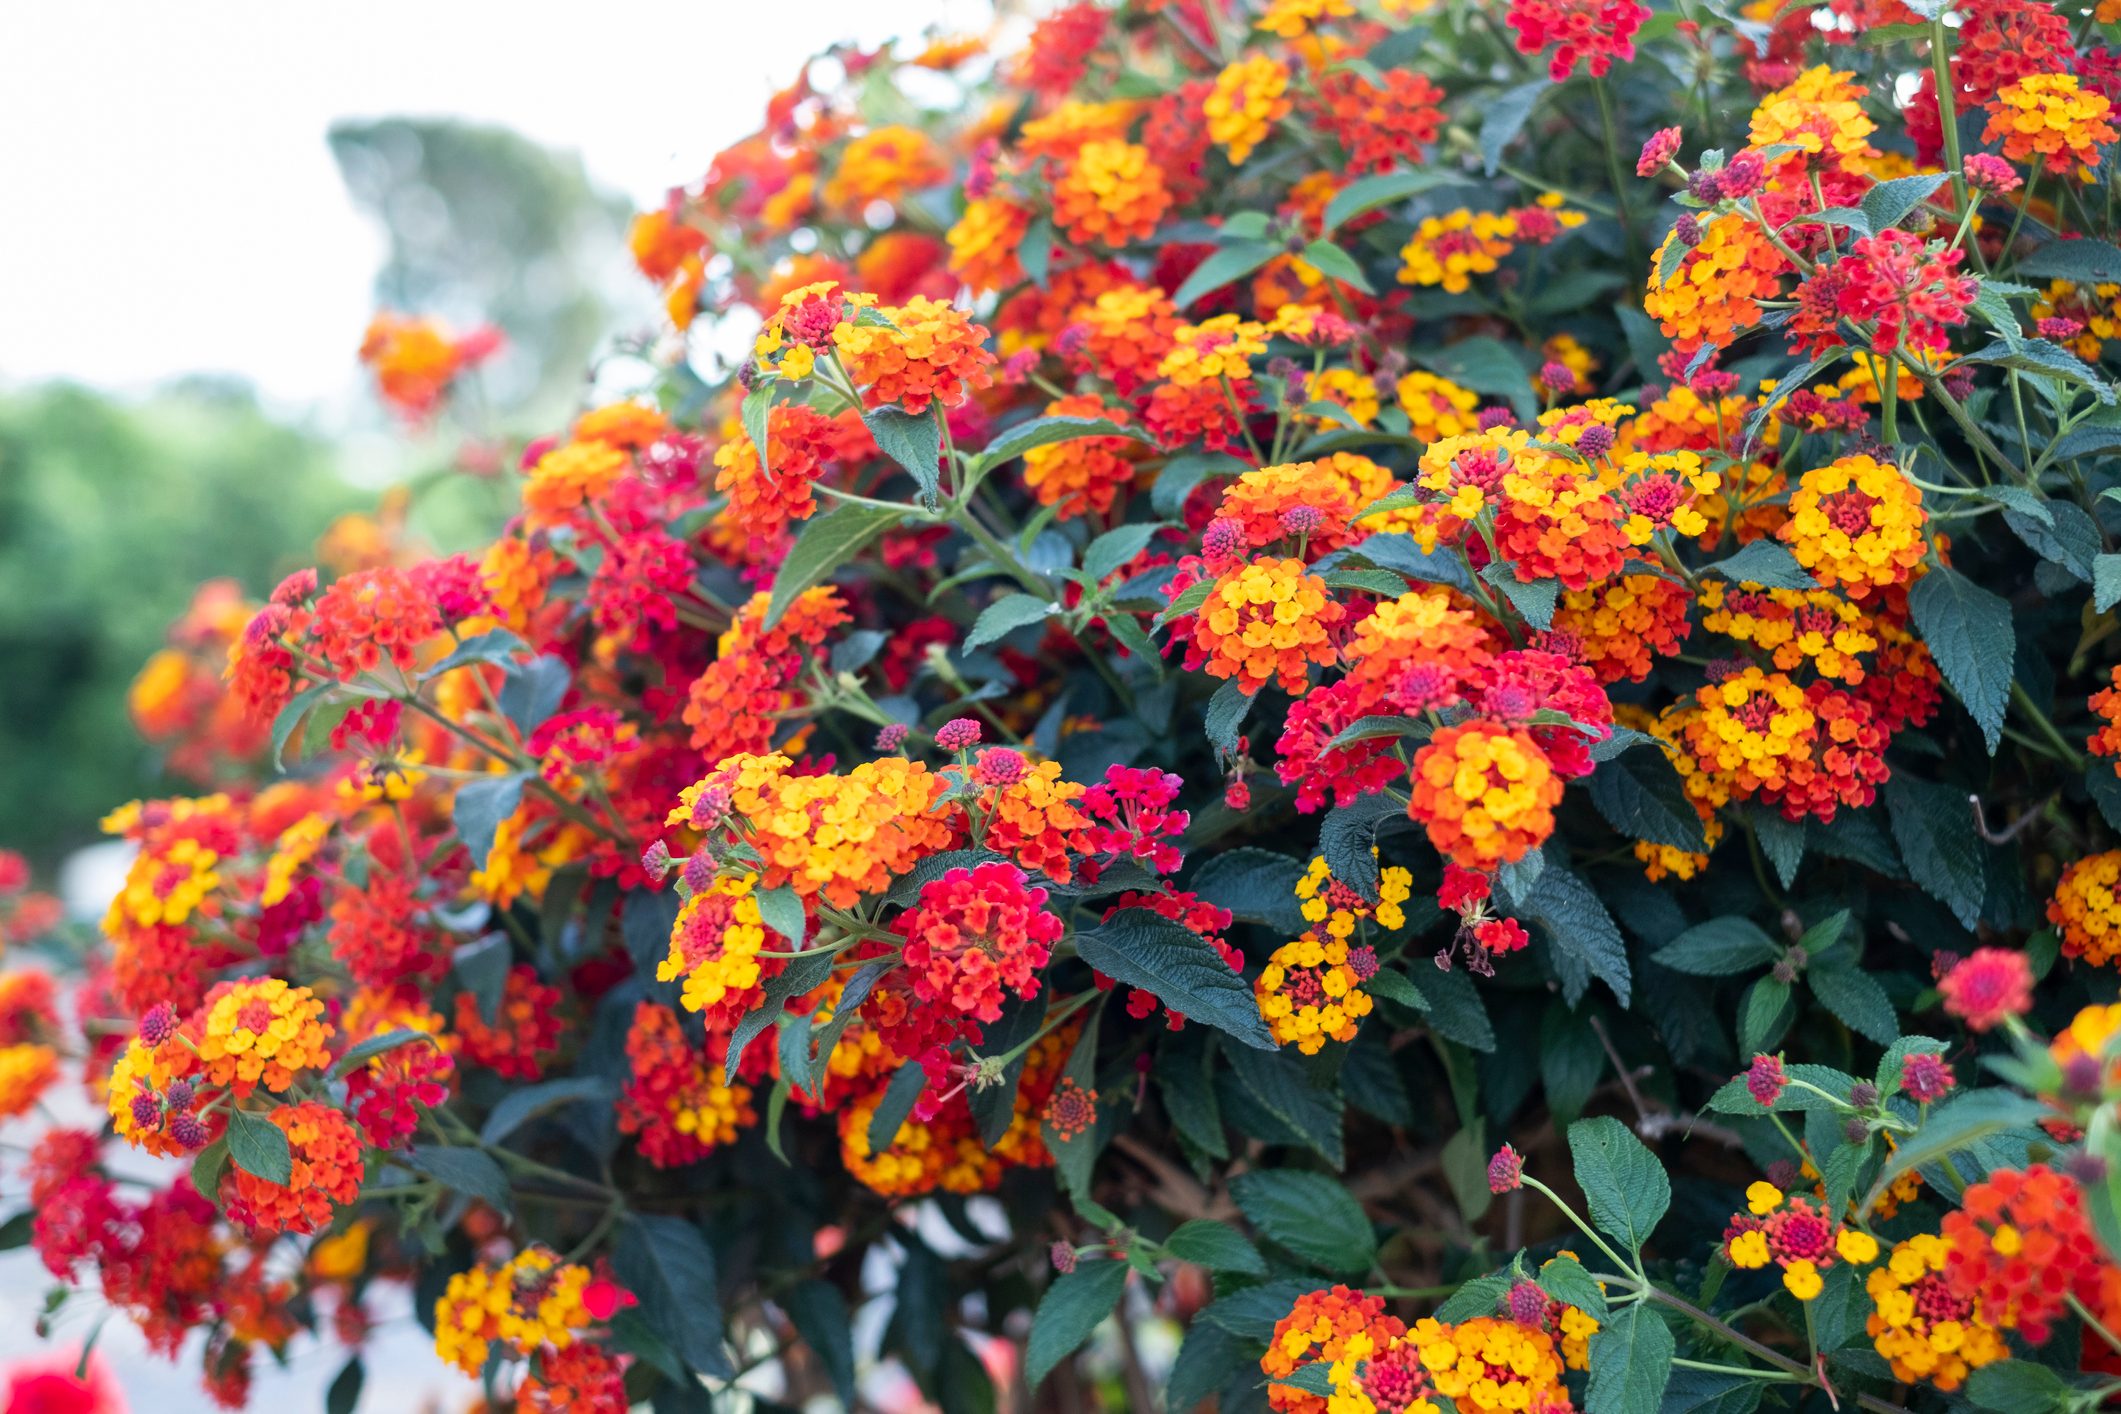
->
[15,2,2121,1412]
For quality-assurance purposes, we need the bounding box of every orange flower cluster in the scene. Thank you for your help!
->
[221,1103,364,1235]
[618,1002,755,1166]
[832,296,997,414]
[1941,1165,2105,1343]
[1189,559,1344,695]
[1409,722,1564,869]
[1778,455,1927,598]
[2047,851,2121,966]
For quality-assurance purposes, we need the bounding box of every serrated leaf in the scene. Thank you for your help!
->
[614,1215,732,1378]
[1860,1089,2048,1214]
[1809,963,1899,1044]
[1205,679,1251,755]
[1738,975,1792,1057]
[1514,862,1631,1007]
[1226,1044,1346,1167]
[1323,169,1473,232]
[422,628,528,681]
[784,1280,857,1407]
[764,502,905,629]
[1356,533,1477,593]
[227,1108,293,1186]
[867,1059,929,1154]
[1162,1219,1268,1275]
[1654,918,1780,976]
[1025,1260,1129,1388]
[1188,848,1309,934]
[397,1146,508,1216]
[2014,238,2121,283]
[1859,172,1946,233]
[499,655,568,737]
[1076,909,1273,1049]
[1909,564,2013,753]
[977,414,1146,473]
[1083,523,1164,584]
[1886,774,1984,928]
[1420,336,1538,420]
[2097,554,2121,612]
[326,1027,434,1081]
[966,593,1055,649]
[863,405,945,502]
[1585,1305,1674,1414]
[1700,539,1816,589]
[1174,240,1281,310]
[1299,238,1375,293]
[1230,1171,1375,1276]
[1588,746,1708,852]
[1567,1116,1670,1253]
[190,1136,230,1203]
[1536,1254,1609,1318]
[1319,793,1400,901]
[1478,563,1558,629]
[479,1075,615,1146]
[269,682,333,771]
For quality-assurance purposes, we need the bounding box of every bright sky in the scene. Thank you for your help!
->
[0,0,992,414]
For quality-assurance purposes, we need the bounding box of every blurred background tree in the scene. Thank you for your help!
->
[0,382,357,867]
[329,117,634,424]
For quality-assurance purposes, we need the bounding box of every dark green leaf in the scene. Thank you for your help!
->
[1481,79,1548,177]
[1586,1305,1675,1414]
[1356,533,1476,594]
[326,1357,364,1414]
[1909,564,2014,753]
[1567,1116,1670,1253]
[1700,540,1816,590]
[1299,238,1374,293]
[1226,1044,1346,1167]
[269,682,333,771]
[191,1137,229,1204]
[1077,909,1275,1049]
[1655,918,1780,976]
[1205,679,1251,755]
[398,1147,509,1216]
[1514,862,1631,1007]
[966,593,1056,649]
[863,406,945,502]
[1809,962,1899,1044]
[977,415,1148,474]
[1084,523,1164,584]
[499,655,568,736]
[1860,1090,2048,1214]
[1536,1254,1609,1318]
[2015,238,2121,282]
[422,628,527,680]
[1188,848,1309,933]
[1230,1170,1375,1276]
[1738,975,1792,1057]
[1859,173,1946,233]
[1174,240,1282,310]
[726,950,835,1083]
[1418,336,1538,420]
[326,1027,434,1081]
[764,502,906,629]
[1588,746,1707,852]
[480,1076,615,1146]
[1320,793,1400,900]
[1478,563,1558,629]
[227,1108,293,1186]
[1163,1219,1268,1276]
[1323,169,1473,232]
[1025,1260,1129,1388]
[784,1281,857,1407]
[1886,774,1984,928]
[867,1060,929,1154]
[614,1215,732,1378]
[1965,1361,2079,1414]
[453,772,527,867]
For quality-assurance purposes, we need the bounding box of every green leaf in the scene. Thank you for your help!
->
[1859,172,1946,233]
[421,627,528,681]
[1357,533,1476,594]
[1809,962,1899,1044]
[1478,563,1558,629]
[453,773,526,867]
[0,1211,30,1252]
[1299,238,1374,293]
[1567,1116,1670,1253]
[1700,539,1816,590]
[1188,848,1309,934]
[785,960,889,1094]
[1366,967,1427,1011]
[1753,809,1806,887]
[1084,522,1164,584]
[867,1059,929,1154]
[1908,564,2013,753]
[1513,862,1631,1007]
[191,1136,230,1203]
[499,655,568,737]
[268,682,333,771]
[1155,577,1215,629]
[1152,451,1249,515]
[1174,240,1281,310]
[764,502,906,629]
[1323,568,1411,597]
[2005,498,2101,582]
[1324,714,1429,751]
[1536,1254,1609,1318]
[1076,909,1275,1049]
[1480,79,1548,176]
[614,1215,732,1378]
[1706,1062,1857,1116]
[784,1281,858,1407]
[1420,966,1495,1050]
[1319,793,1400,900]
[1323,169,1473,232]
[227,1108,293,1186]
[1859,1089,2048,1214]
[397,1146,508,1216]
[326,1357,364,1414]
[1162,1219,1268,1275]
[1419,337,1538,420]
[1230,1170,1375,1276]
[1965,1361,2079,1414]
[1437,1269,1514,1322]
[1585,1305,1675,1414]
[326,1027,434,1081]
[977,414,1146,473]
[1654,918,1780,976]
[1875,1035,1949,1098]
[1226,1044,1346,1167]
[863,405,945,502]
[1966,338,2116,403]
[1738,975,1792,1057]
[1587,746,1707,852]
[725,949,836,1083]
[966,593,1056,649]
[479,1075,614,1145]
[2016,238,2121,282]
[1886,774,1984,927]
[741,383,774,475]
[2097,553,2121,612]
[1025,1260,1129,1388]
[1019,219,1056,286]
[1205,679,1251,755]
[1167,1320,1250,1412]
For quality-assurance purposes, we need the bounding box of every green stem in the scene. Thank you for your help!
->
[1592,76,1645,280]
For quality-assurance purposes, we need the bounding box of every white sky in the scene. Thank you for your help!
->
[0,0,992,415]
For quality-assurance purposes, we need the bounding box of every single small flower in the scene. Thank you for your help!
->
[1902,1051,1956,1103]
[1963,152,2023,193]
[138,1001,177,1047]
[1488,1143,1525,1193]
[934,718,984,752]
[1637,125,1683,177]
[1050,1241,1079,1274]
[1937,948,2033,1031]
[875,723,911,752]
[1745,1053,1787,1107]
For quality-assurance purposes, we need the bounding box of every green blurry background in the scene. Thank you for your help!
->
[0,119,629,870]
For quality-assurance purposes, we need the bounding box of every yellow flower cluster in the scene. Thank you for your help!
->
[1191,558,1344,696]
[1204,55,1292,164]
[1397,210,1516,293]
[1683,667,1816,796]
[1749,65,1877,163]
[1865,1234,2009,1390]
[661,870,769,1017]
[1296,853,1413,935]
[1983,73,2117,176]
[108,836,220,930]
[521,441,627,532]
[1394,371,1481,445]
[198,977,335,1095]
[1779,454,1927,598]
[432,1247,594,1376]
[1158,314,1269,386]
[1256,931,1375,1053]
[2047,851,2121,966]
[1408,1317,1572,1414]
[0,1042,57,1120]
[1697,582,1878,682]
[824,124,947,209]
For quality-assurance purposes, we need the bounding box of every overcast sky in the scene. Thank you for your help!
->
[0,0,992,414]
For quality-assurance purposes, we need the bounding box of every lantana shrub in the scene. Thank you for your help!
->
[20,0,2121,1409]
